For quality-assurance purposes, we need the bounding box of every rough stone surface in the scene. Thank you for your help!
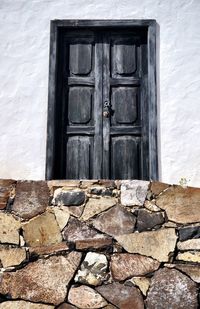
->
[53,207,70,231]
[29,242,69,257]
[93,205,136,236]
[144,200,161,212]
[75,252,108,286]
[63,217,104,242]
[177,238,200,250]
[127,277,151,296]
[0,179,16,210]
[0,301,54,308]
[68,285,107,308]
[75,237,112,250]
[176,251,200,263]
[53,188,85,206]
[111,254,160,280]
[146,268,198,309]
[12,181,49,220]
[121,180,149,206]
[57,304,77,309]
[166,263,200,283]
[22,211,62,247]
[156,186,200,224]
[0,213,20,245]
[136,209,165,231]
[0,252,82,305]
[179,225,200,241]
[0,246,26,268]
[81,197,116,221]
[96,282,144,309]
[150,181,169,196]
[116,229,178,262]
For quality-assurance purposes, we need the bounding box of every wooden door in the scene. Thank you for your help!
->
[46,21,158,180]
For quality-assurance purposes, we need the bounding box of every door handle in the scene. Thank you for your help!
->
[103,101,111,118]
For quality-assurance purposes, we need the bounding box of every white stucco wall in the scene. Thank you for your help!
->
[0,0,200,186]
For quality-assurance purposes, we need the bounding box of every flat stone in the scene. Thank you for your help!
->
[22,211,62,247]
[48,180,80,194]
[75,237,112,250]
[127,277,151,296]
[0,213,21,245]
[121,180,150,206]
[65,205,84,217]
[179,225,200,241]
[0,179,16,210]
[176,251,200,263]
[75,252,108,286]
[52,188,85,206]
[146,268,198,309]
[150,181,169,197]
[165,263,200,283]
[0,252,82,305]
[156,186,200,224]
[81,197,116,221]
[111,253,160,280]
[0,301,54,308]
[68,285,107,308]
[115,228,177,262]
[136,209,165,232]
[11,181,49,220]
[96,282,144,309]
[29,242,69,257]
[53,207,70,231]
[144,200,161,212]
[57,304,77,309]
[93,205,136,237]
[63,217,105,242]
[0,246,26,268]
[177,239,200,250]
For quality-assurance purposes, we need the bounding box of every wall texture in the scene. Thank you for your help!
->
[0,179,200,308]
[0,0,200,186]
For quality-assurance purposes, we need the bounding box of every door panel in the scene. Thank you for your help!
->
[69,42,92,75]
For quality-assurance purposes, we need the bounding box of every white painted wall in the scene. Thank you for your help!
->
[0,0,200,186]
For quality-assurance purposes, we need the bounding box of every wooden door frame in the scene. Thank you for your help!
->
[46,19,158,180]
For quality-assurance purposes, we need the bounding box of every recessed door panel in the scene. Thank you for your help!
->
[69,42,92,75]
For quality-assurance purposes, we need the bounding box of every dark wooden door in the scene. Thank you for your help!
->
[47,21,157,180]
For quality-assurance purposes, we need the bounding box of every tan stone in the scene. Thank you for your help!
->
[53,207,70,231]
[121,180,150,206]
[111,253,160,280]
[65,205,84,217]
[150,181,169,196]
[22,211,62,247]
[146,268,198,309]
[75,237,112,250]
[165,263,200,283]
[0,300,54,308]
[177,239,200,250]
[48,180,80,194]
[156,185,200,224]
[68,285,107,308]
[57,304,77,309]
[81,197,116,221]
[0,213,20,245]
[176,251,200,263]
[144,200,161,212]
[128,277,151,296]
[0,179,16,210]
[29,242,69,257]
[0,252,82,305]
[115,229,178,262]
[0,246,26,268]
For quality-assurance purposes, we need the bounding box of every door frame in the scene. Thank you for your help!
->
[46,19,158,180]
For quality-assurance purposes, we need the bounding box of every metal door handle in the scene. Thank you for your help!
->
[103,101,111,118]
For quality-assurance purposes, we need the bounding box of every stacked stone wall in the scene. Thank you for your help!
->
[0,179,199,308]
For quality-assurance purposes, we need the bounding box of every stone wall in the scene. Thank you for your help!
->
[0,179,199,308]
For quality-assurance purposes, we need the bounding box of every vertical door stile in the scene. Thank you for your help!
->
[93,32,103,179]
[102,34,111,179]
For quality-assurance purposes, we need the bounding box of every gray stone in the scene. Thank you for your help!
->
[136,209,165,232]
[121,180,150,206]
[68,285,107,308]
[96,282,144,309]
[93,205,136,237]
[63,217,105,242]
[0,252,82,305]
[179,225,200,241]
[146,268,198,309]
[11,181,49,220]
[75,252,108,286]
[53,188,85,206]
